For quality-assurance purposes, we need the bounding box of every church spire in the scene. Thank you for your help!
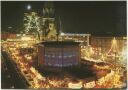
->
[43,2,55,18]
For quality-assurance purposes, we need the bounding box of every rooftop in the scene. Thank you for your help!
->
[40,41,80,46]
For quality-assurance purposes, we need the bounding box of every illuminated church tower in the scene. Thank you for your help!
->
[38,2,80,68]
[42,2,57,40]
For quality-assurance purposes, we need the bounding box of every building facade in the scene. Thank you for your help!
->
[60,33,91,46]
[90,36,126,53]
[38,41,80,67]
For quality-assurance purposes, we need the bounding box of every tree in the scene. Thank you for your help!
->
[24,12,41,40]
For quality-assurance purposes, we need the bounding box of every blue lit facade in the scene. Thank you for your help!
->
[38,41,80,67]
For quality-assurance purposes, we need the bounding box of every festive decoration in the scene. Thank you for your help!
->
[24,12,41,40]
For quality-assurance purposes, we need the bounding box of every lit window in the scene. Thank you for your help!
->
[47,55,50,57]
[64,56,67,58]
[59,55,62,58]
[69,55,72,58]
[52,55,55,58]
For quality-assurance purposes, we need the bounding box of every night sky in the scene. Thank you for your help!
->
[1,1,126,36]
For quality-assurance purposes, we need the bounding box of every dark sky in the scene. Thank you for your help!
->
[1,1,126,36]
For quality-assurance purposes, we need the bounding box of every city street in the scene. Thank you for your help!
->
[1,1,127,89]
[1,51,29,89]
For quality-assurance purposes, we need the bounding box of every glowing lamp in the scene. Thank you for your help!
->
[21,36,31,41]
[27,4,31,10]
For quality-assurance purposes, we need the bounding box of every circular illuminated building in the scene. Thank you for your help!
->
[38,41,80,67]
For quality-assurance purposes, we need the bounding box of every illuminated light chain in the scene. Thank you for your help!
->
[81,46,94,60]
[84,81,95,88]
[107,37,119,56]
[68,82,83,89]
[93,64,109,69]
[24,12,41,36]
[4,42,125,88]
